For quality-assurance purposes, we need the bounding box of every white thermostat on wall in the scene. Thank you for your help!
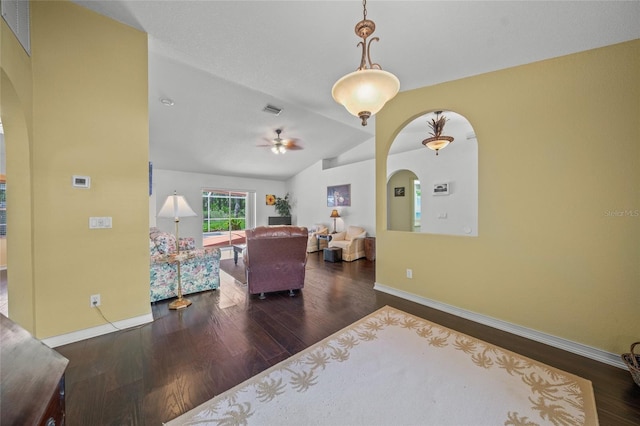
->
[72,175,91,189]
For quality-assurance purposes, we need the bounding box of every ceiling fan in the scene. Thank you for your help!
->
[258,129,302,155]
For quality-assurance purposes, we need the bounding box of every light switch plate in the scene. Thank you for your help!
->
[72,175,91,188]
[89,217,112,229]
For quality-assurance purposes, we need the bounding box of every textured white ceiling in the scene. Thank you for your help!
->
[72,1,640,180]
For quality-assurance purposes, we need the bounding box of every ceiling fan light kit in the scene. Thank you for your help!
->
[332,0,400,126]
[263,129,302,155]
[271,145,286,155]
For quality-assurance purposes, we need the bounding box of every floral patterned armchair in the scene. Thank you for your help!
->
[149,227,221,302]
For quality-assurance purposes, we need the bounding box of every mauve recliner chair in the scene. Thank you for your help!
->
[243,226,308,299]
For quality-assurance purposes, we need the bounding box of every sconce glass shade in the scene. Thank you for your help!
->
[332,69,400,126]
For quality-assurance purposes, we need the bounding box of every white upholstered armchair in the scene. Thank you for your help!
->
[306,225,329,253]
[328,226,367,261]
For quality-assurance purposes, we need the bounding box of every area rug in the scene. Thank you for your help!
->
[166,306,598,426]
[219,258,247,284]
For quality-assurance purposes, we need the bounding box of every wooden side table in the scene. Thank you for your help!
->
[364,236,376,261]
[233,244,246,264]
[316,234,332,251]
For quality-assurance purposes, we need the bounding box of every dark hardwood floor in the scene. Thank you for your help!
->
[55,252,640,425]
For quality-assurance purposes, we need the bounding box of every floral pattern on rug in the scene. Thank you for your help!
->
[168,306,596,426]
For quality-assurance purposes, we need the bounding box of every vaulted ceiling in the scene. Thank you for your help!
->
[72,1,640,180]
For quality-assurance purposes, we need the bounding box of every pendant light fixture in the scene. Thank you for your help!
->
[422,111,454,156]
[332,0,400,126]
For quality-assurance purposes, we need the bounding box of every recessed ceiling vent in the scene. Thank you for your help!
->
[263,104,283,116]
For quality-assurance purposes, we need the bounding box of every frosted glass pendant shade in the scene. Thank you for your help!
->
[332,69,400,126]
[424,139,451,152]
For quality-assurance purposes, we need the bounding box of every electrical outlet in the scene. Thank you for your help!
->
[90,294,101,307]
[406,269,413,279]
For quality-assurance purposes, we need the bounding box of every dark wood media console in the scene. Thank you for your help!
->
[268,216,291,225]
[1,314,69,425]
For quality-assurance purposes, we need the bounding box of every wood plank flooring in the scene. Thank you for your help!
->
[55,252,640,425]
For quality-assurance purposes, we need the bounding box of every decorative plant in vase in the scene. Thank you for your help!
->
[274,193,291,217]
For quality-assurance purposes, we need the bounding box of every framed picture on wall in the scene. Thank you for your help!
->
[394,187,405,197]
[265,194,276,205]
[327,184,351,207]
[433,182,450,196]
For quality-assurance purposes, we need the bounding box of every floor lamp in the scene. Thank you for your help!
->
[158,191,197,310]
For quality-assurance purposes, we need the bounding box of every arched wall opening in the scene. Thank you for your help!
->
[1,68,35,330]
[386,110,478,236]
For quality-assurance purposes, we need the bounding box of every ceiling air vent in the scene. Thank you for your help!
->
[263,104,283,116]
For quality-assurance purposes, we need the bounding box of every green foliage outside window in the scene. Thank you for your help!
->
[202,191,247,233]
[202,218,246,232]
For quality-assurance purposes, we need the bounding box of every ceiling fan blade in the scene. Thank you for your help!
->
[283,141,303,150]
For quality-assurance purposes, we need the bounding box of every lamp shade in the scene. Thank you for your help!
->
[330,209,340,218]
[158,192,197,219]
[424,138,452,152]
[332,69,400,124]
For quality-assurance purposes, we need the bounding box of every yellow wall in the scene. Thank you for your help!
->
[388,170,415,232]
[2,18,36,330]
[1,1,150,337]
[376,40,640,355]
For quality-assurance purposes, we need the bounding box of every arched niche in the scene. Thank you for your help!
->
[387,169,419,232]
[386,110,478,236]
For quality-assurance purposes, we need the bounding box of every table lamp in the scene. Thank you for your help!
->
[330,209,340,234]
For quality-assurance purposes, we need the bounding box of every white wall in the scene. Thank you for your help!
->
[152,169,287,245]
[287,160,376,236]
[387,140,478,237]
[289,130,477,238]
[150,136,472,242]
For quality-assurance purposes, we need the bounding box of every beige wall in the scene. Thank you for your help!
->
[2,18,36,330]
[387,170,416,232]
[376,40,640,355]
[1,1,150,337]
